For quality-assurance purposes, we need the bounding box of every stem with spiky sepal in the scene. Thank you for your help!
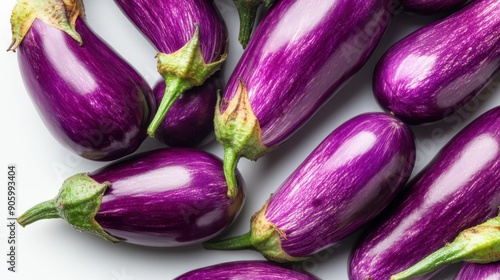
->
[8,0,85,52]
[214,80,271,198]
[391,210,500,280]
[17,173,120,243]
[233,0,275,48]
[147,25,227,137]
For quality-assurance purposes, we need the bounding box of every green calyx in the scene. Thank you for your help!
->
[233,0,275,48]
[17,173,120,243]
[8,0,85,52]
[391,210,500,280]
[214,79,271,198]
[203,199,305,263]
[147,24,227,137]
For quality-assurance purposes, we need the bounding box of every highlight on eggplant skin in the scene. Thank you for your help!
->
[455,262,500,280]
[400,0,469,14]
[205,112,416,262]
[174,261,319,280]
[373,0,500,125]
[349,106,500,280]
[13,3,154,161]
[17,148,246,247]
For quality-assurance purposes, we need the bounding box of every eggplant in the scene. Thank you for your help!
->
[174,261,319,279]
[215,0,393,197]
[9,0,154,161]
[17,148,245,247]
[153,73,221,147]
[233,0,276,48]
[204,113,415,262]
[349,106,500,280]
[455,262,500,280]
[113,0,228,137]
[400,0,470,14]
[373,0,500,125]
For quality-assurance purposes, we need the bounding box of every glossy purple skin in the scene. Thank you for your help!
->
[174,261,319,280]
[154,74,221,147]
[455,262,500,280]
[221,0,392,147]
[374,0,500,125]
[18,18,154,161]
[113,0,227,63]
[92,148,245,247]
[400,0,469,14]
[264,113,415,257]
[349,107,500,280]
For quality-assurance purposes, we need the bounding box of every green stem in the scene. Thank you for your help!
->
[17,199,60,227]
[203,232,253,250]
[234,0,260,49]
[223,146,241,199]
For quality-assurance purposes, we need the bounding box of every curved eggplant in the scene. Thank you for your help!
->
[10,0,154,161]
[17,149,245,247]
[400,0,469,14]
[215,0,393,197]
[113,0,227,137]
[174,261,319,280]
[349,106,500,280]
[374,0,500,125]
[455,262,500,280]
[204,113,415,262]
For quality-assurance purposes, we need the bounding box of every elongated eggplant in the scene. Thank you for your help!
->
[349,106,500,280]
[400,0,469,14]
[153,73,221,147]
[174,261,319,279]
[9,0,154,161]
[216,0,393,197]
[113,0,227,137]
[233,0,276,48]
[391,211,500,279]
[17,149,245,247]
[455,262,500,280]
[373,0,500,125]
[204,113,415,262]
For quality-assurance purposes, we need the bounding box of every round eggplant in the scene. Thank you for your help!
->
[455,262,500,280]
[174,261,319,280]
[373,0,500,124]
[10,0,154,161]
[17,148,246,247]
[205,113,415,262]
[349,106,500,280]
[400,0,469,14]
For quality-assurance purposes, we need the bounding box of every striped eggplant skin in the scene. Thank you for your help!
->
[373,0,500,125]
[92,148,245,247]
[17,18,154,161]
[400,0,469,14]
[174,261,319,280]
[349,106,500,280]
[153,73,221,147]
[455,262,500,280]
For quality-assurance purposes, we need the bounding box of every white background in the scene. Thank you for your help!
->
[1,0,499,279]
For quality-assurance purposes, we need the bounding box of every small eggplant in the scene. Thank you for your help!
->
[390,211,500,279]
[9,0,154,161]
[400,0,469,14]
[204,113,415,262]
[17,149,245,247]
[216,0,393,197]
[455,262,500,280]
[232,0,276,48]
[349,106,500,280]
[373,0,500,124]
[174,261,319,279]
[113,0,228,137]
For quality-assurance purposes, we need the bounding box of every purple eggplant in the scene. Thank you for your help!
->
[174,261,319,279]
[400,0,470,14]
[9,0,154,161]
[373,0,500,125]
[215,0,393,197]
[204,113,415,262]
[233,0,276,48]
[113,0,227,137]
[349,106,500,280]
[17,148,245,247]
[153,73,222,147]
[455,262,500,280]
